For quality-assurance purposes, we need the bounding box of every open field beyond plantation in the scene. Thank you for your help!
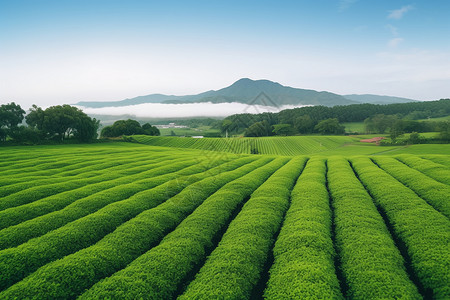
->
[0,142,448,299]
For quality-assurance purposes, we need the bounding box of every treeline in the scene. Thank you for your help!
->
[222,99,450,137]
[101,119,160,138]
[0,103,100,144]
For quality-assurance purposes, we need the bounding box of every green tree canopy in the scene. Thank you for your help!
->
[272,124,295,136]
[26,104,98,141]
[314,118,345,135]
[101,119,159,138]
[0,102,26,141]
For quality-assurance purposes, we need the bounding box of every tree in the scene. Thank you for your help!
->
[272,124,295,136]
[101,119,159,138]
[244,120,272,137]
[0,102,25,141]
[438,121,450,141]
[25,105,45,130]
[314,118,345,135]
[142,123,160,136]
[294,115,315,134]
[26,104,98,142]
[73,115,100,142]
[389,120,404,142]
[220,119,233,135]
[408,132,423,144]
[0,102,25,128]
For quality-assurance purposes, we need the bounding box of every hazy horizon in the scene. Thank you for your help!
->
[1,0,450,110]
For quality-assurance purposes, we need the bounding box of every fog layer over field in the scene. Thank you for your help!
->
[77,102,308,118]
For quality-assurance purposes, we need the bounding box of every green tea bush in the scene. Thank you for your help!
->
[372,156,450,218]
[350,157,450,298]
[0,157,269,298]
[327,157,420,299]
[263,158,343,299]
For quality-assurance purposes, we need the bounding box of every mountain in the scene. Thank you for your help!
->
[343,94,418,104]
[75,78,357,108]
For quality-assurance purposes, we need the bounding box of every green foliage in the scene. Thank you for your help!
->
[314,118,345,135]
[438,120,450,141]
[131,135,355,156]
[0,102,26,141]
[0,143,448,299]
[294,114,316,133]
[25,104,98,142]
[350,157,450,298]
[272,123,295,136]
[244,120,272,137]
[372,156,450,218]
[81,157,289,299]
[327,157,420,299]
[179,157,304,299]
[395,155,450,184]
[264,158,343,299]
[101,119,159,137]
[1,157,266,298]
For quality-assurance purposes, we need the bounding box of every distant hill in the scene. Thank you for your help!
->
[75,79,420,109]
[343,94,418,104]
[75,78,357,108]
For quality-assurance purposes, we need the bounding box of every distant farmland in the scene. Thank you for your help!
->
[0,143,448,299]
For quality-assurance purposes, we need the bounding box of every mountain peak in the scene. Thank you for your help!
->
[75,79,416,109]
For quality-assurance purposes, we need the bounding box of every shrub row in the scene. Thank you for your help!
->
[177,157,306,299]
[0,154,184,214]
[327,157,420,299]
[395,154,450,185]
[0,151,176,198]
[350,157,450,298]
[0,157,207,248]
[0,154,188,228]
[372,156,450,218]
[421,155,450,168]
[0,157,272,298]
[79,157,294,299]
[0,155,242,290]
[0,151,162,187]
[263,157,343,299]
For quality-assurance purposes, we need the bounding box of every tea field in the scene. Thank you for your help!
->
[0,143,449,299]
[130,134,450,156]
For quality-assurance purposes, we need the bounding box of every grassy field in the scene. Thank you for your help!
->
[130,134,449,156]
[0,142,449,299]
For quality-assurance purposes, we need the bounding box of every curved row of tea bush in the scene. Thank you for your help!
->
[0,157,213,249]
[263,158,343,299]
[395,155,450,185]
[350,157,450,298]
[0,151,181,193]
[0,155,245,291]
[0,152,176,204]
[0,157,276,298]
[79,157,296,299]
[0,154,199,224]
[178,157,306,299]
[372,156,450,218]
[327,157,420,299]
[421,155,450,168]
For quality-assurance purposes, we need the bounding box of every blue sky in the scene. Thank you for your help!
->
[1,0,450,108]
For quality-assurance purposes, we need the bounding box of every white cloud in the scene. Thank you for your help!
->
[339,0,358,12]
[388,38,404,48]
[388,5,414,20]
[79,102,309,119]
